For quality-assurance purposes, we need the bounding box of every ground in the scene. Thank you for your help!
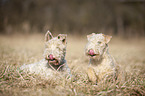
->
[0,34,145,96]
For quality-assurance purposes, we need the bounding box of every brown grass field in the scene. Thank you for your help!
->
[0,34,145,96]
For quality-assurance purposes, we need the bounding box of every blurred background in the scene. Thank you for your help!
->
[0,0,145,38]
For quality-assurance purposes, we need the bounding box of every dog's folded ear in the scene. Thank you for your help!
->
[45,30,53,42]
[57,34,67,45]
[103,35,112,43]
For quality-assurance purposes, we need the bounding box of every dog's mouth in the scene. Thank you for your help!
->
[48,59,59,65]
[87,53,100,58]
[86,49,100,59]
[46,54,60,65]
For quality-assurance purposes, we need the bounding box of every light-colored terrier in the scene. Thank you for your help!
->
[20,31,71,78]
[85,33,116,84]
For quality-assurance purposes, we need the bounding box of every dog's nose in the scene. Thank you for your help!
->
[89,49,95,56]
[49,54,54,60]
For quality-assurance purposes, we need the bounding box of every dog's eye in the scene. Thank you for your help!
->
[98,41,102,44]
[57,47,61,50]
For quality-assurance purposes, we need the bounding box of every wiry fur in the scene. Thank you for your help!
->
[20,30,71,78]
[85,33,116,84]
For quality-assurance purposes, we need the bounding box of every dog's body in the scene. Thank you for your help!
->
[20,31,71,78]
[85,33,116,84]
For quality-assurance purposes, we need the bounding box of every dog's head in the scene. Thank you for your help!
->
[44,30,67,65]
[85,33,112,60]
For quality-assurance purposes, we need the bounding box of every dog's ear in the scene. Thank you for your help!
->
[45,30,53,42]
[57,34,67,45]
[87,33,95,40]
[104,35,112,43]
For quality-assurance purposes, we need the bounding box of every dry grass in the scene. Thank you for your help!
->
[0,34,145,96]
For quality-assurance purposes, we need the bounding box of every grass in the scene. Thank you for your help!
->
[0,34,145,96]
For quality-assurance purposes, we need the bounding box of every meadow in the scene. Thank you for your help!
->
[0,34,145,96]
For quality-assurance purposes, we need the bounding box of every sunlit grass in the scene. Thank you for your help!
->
[0,34,145,95]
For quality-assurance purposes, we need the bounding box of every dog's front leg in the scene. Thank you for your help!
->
[87,66,98,85]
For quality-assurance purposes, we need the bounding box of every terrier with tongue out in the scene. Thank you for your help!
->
[85,33,116,84]
[20,30,71,78]
[43,31,70,72]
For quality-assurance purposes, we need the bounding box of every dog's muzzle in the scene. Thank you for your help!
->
[87,49,100,58]
[46,54,60,65]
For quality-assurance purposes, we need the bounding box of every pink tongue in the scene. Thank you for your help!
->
[49,54,54,60]
[89,49,94,55]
